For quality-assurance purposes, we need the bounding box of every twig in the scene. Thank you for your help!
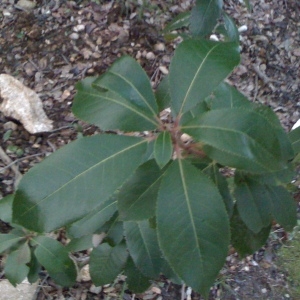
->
[0,146,23,188]
[181,284,186,300]
[0,152,45,173]
[252,64,277,92]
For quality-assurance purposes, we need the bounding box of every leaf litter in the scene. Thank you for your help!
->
[0,0,299,299]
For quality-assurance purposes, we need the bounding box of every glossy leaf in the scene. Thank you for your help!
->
[66,235,94,252]
[231,206,270,257]
[27,249,41,283]
[162,11,190,34]
[216,13,240,43]
[157,160,229,296]
[124,220,164,278]
[190,0,223,37]
[266,185,297,231]
[289,126,300,154]
[204,164,233,217]
[124,256,151,293]
[118,160,165,221]
[234,177,272,233]
[67,195,117,238]
[0,194,13,223]
[205,82,253,110]
[183,108,291,173]
[34,236,76,287]
[90,242,128,286]
[13,135,147,232]
[0,234,24,254]
[4,243,30,286]
[154,132,173,169]
[91,56,158,127]
[155,76,171,111]
[169,39,240,116]
[74,78,158,131]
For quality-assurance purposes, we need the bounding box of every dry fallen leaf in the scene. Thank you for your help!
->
[0,74,53,134]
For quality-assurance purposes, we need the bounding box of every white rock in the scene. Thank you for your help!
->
[154,43,165,51]
[238,25,248,33]
[292,119,300,130]
[73,24,85,32]
[209,34,219,41]
[159,66,169,75]
[0,279,38,300]
[70,32,79,40]
[16,0,36,10]
[0,74,53,133]
[146,52,155,60]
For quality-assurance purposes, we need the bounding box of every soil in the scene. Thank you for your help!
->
[0,0,300,299]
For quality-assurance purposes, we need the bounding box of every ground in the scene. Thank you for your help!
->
[0,0,300,299]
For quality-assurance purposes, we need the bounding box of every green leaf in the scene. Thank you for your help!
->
[34,236,76,287]
[124,256,151,293]
[289,126,300,155]
[234,177,272,233]
[90,56,158,128]
[0,234,25,254]
[162,11,190,34]
[4,243,30,286]
[66,235,94,252]
[266,185,297,231]
[100,212,124,246]
[157,160,230,296]
[90,242,128,286]
[230,205,270,257]
[205,82,253,110]
[154,132,173,169]
[190,0,223,37]
[182,108,291,173]
[74,77,158,131]
[0,194,14,223]
[67,195,117,238]
[118,160,165,221]
[169,39,240,116]
[216,13,240,43]
[13,135,147,232]
[124,220,164,278]
[204,164,233,217]
[27,249,41,283]
[180,101,210,125]
[155,76,171,111]
[222,13,240,43]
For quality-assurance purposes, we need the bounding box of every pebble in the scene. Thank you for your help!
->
[154,43,165,51]
[159,66,168,75]
[69,32,79,40]
[89,285,102,294]
[238,25,248,33]
[146,52,155,60]
[73,24,85,32]
[3,121,17,131]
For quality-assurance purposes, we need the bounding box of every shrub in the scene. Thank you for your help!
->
[0,0,299,298]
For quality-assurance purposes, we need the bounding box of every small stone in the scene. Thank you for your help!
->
[261,288,267,294]
[238,25,248,32]
[151,286,161,294]
[17,0,36,10]
[209,34,219,41]
[154,43,165,51]
[3,121,18,131]
[73,24,85,32]
[70,33,79,40]
[146,52,155,60]
[89,285,102,294]
[3,11,12,16]
[159,66,168,75]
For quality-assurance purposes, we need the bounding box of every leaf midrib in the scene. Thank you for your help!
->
[21,139,147,217]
